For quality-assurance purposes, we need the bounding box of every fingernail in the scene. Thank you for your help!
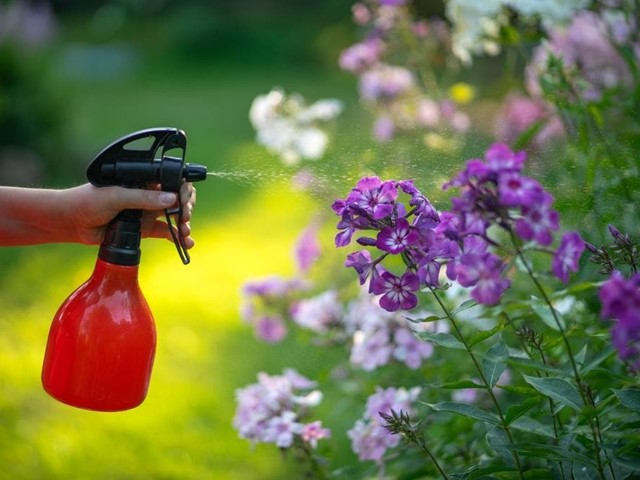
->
[160,192,176,205]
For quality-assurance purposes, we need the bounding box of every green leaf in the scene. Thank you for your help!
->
[504,396,540,425]
[452,299,479,316]
[513,443,597,468]
[510,416,556,439]
[428,380,484,390]
[424,401,500,426]
[459,465,519,480]
[522,375,583,411]
[613,388,640,413]
[468,322,503,349]
[530,295,566,331]
[485,426,513,464]
[506,355,565,376]
[482,337,509,388]
[405,314,442,324]
[416,331,466,350]
[553,281,599,297]
[579,345,616,376]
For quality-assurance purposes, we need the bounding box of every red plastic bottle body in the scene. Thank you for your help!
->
[42,258,156,411]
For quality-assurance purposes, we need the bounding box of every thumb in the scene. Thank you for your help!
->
[109,187,177,212]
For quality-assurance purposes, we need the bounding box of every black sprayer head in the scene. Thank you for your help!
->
[87,128,208,265]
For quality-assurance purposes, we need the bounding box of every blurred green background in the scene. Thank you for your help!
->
[0,1,375,478]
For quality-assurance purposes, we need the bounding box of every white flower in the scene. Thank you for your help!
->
[445,0,590,64]
[249,88,343,165]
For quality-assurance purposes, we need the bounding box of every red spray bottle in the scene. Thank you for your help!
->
[41,128,207,411]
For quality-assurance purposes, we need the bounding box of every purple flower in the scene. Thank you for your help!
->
[350,328,393,371]
[599,272,640,371]
[233,369,326,447]
[263,411,304,448]
[255,316,287,343]
[294,224,321,273]
[446,235,488,284]
[392,328,434,369]
[365,386,421,420]
[291,290,342,333]
[599,271,640,323]
[485,143,526,174]
[494,94,564,148]
[498,171,544,208]
[376,218,419,253]
[552,231,586,283]
[339,38,383,73]
[370,270,420,311]
[243,276,307,298]
[348,419,397,463]
[514,193,559,246]
[373,115,395,141]
[399,180,440,227]
[346,176,398,220]
[345,250,375,285]
[348,386,420,463]
[359,64,414,101]
[468,255,511,305]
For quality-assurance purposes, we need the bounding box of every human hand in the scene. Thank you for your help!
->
[64,182,197,247]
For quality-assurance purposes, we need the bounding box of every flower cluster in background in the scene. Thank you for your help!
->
[249,88,343,165]
[348,386,420,463]
[445,0,589,64]
[233,369,330,449]
[339,0,470,145]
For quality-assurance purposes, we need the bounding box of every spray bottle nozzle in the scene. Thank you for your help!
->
[87,127,208,265]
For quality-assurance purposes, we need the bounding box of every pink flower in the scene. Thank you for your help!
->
[301,421,331,448]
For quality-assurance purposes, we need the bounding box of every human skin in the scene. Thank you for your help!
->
[0,182,196,248]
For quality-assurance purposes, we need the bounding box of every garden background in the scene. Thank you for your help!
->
[1,1,639,479]
[0,1,366,478]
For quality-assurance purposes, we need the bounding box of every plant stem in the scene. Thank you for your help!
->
[417,435,450,480]
[429,287,525,479]
[509,231,613,480]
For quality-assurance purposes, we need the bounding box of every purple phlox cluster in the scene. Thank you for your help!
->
[335,144,584,309]
[445,143,586,285]
[338,2,467,142]
[233,369,330,449]
[334,173,513,308]
[348,386,420,463]
[599,271,640,372]
[240,276,309,342]
[526,9,639,102]
[345,293,439,371]
[294,222,322,274]
[290,290,343,334]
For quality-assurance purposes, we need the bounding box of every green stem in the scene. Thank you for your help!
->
[429,287,525,479]
[416,435,450,480]
[509,231,613,480]
[502,312,565,436]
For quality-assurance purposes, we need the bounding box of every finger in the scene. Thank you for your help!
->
[108,186,177,212]
[145,220,173,240]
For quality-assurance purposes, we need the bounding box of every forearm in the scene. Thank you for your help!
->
[0,186,74,246]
